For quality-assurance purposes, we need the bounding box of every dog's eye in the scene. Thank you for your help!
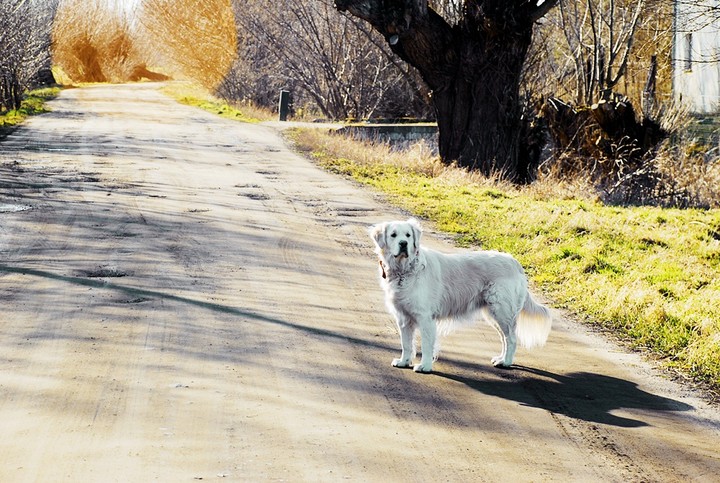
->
[390,232,397,238]
[406,233,411,238]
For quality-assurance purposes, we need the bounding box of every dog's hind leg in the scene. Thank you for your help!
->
[392,315,416,368]
[487,307,518,368]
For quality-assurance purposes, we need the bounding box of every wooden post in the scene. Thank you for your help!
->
[278,90,290,121]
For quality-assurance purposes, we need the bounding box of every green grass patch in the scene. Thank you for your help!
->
[0,87,60,136]
[287,127,720,391]
[161,82,269,123]
[176,96,261,123]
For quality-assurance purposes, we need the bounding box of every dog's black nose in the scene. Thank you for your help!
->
[398,240,409,254]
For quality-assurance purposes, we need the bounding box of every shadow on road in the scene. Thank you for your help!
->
[434,364,693,428]
[0,263,394,354]
[0,257,697,431]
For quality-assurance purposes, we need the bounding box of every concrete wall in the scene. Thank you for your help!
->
[334,124,438,148]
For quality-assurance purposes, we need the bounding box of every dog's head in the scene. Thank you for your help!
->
[369,218,422,262]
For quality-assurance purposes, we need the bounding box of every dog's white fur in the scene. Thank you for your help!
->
[369,218,551,373]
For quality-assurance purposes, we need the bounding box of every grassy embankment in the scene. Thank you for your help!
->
[0,87,60,137]
[286,128,720,393]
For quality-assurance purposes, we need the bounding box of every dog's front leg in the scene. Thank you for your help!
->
[414,316,436,373]
[392,315,415,368]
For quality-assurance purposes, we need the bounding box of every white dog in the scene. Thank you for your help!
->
[369,218,551,373]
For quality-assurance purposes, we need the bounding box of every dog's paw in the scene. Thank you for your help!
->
[392,358,412,368]
[491,355,512,368]
[413,363,432,373]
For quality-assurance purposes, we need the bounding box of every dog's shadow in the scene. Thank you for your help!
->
[433,365,694,428]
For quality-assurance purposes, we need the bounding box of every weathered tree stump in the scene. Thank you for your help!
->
[542,95,666,178]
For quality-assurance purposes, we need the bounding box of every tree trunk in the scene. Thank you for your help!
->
[432,26,533,179]
[334,0,558,183]
[1,71,23,111]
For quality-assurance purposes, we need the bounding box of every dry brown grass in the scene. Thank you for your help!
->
[140,0,237,91]
[52,0,146,83]
[293,125,720,209]
[644,142,720,208]
[537,143,720,209]
[295,128,603,203]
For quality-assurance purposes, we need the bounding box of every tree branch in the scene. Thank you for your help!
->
[334,0,455,90]
[527,0,561,24]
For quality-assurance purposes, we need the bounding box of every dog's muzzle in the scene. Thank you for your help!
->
[395,240,409,258]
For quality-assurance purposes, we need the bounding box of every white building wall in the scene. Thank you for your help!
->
[674,0,720,113]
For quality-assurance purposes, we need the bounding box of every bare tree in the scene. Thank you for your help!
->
[0,0,58,111]
[528,1,677,186]
[527,0,675,107]
[227,0,431,120]
[558,0,645,105]
[334,0,560,182]
[215,17,284,110]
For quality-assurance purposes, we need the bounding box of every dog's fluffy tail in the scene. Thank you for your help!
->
[516,293,552,349]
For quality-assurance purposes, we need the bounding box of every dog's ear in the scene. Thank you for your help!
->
[368,223,387,249]
[407,218,422,253]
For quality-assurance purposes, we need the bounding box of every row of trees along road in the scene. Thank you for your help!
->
[9,0,680,183]
[0,0,58,112]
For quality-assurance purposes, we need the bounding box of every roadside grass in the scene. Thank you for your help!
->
[161,82,272,123]
[0,87,60,137]
[286,127,720,392]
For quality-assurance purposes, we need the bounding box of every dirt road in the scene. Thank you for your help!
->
[1,83,719,482]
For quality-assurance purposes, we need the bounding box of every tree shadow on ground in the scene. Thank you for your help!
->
[0,261,702,431]
[434,365,694,428]
[0,263,395,355]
